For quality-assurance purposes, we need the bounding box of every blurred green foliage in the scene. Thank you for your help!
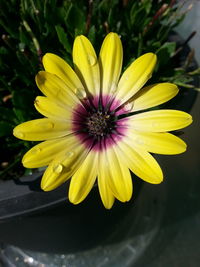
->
[0,0,199,179]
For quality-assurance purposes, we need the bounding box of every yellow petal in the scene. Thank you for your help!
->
[129,110,193,132]
[116,53,157,105]
[35,71,80,107]
[104,147,133,202]
[34,96,71,121]
[13,118,72,141]
[69,151,98,204]
[42,53,85,95]
[22,135,78,168]
[99,32,123,95]
[131,83,179,112]
[98,152,115,209]
[116,139,163,184]
[73,35,100,96]
[41,140,89,191]
[128,130,187,155]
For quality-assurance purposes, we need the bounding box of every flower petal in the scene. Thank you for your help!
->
[104,147,133,202]
[131,83,179,112]
[41,139,90,191]
[99,32,123,95]
[13,118,72,141]
[22,135,78,168]
[128,110,193,132]
[116,139,163,184]
[128,130,187,155]
[73,35,100,96]
[35,71,80,107]
[98,152,115,209]
[42,53,85,94]
[34,96,71,121]
[116,53,157,105]
[69,151,98,204]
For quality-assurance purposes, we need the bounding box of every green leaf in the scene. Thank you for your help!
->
[55,25,72,53]
[66,4,86,34]
[188,68,200,76]
[88,25,96,44]
[12,89,35,122]
[142,0,152,14]
[157,42,176,56]
[156,42,176,67]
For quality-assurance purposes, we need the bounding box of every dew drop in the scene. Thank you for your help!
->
[75,88,87,99]
[110,82,117,93]
[15,130,25,139]
[31,147,41,154]
[53,164,63,174]
[124,102,133,111]
[124,75,130,81]
[152,122,159,128]
[136,138,144,145]
[87,54,96,66]
[113,135,119,142]
[66,151,75,158]
[42,122,54,129]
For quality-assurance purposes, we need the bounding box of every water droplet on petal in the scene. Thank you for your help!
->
[113,135,119,142]
[124,75,130,81]
[110,82,117,93]
[31,147,41,154]
[15,130,25,139]
[124,102,133,111]
[136,138,144,145]
[66,151,75,158]
[75,88,87,99]
[53,163,63,174]
[42,122,54,129]
[87,54,96,66]
[152,122,159,128]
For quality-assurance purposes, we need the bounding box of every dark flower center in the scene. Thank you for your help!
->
[86,111,115,137]
[72,95,129,151]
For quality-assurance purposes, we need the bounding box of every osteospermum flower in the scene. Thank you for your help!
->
[13,33,192,209]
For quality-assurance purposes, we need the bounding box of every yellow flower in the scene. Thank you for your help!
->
[13,33,192,209]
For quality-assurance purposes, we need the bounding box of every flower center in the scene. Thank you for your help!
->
[72,95,129,151]
[86,111,114,137]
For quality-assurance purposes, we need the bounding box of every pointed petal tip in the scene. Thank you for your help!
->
[68,194,80,205]
[42,52,54,59]
[150,173,164,184]
[42,53,51,64]
[22,153,39,168]
[35,71,45,84]
[179,143,187,154]
[21,154,33,168]
[103,203,114,210]
[13,125,25,140]
[74,34,87,43]
[183,112,193,127]
[41,180,52,192]
[142,52,157,66]
[22,156,29,168]
[106,32,119,39]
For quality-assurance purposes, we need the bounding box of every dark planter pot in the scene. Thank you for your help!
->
[0,172,143,253]
[0,32,198,256]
